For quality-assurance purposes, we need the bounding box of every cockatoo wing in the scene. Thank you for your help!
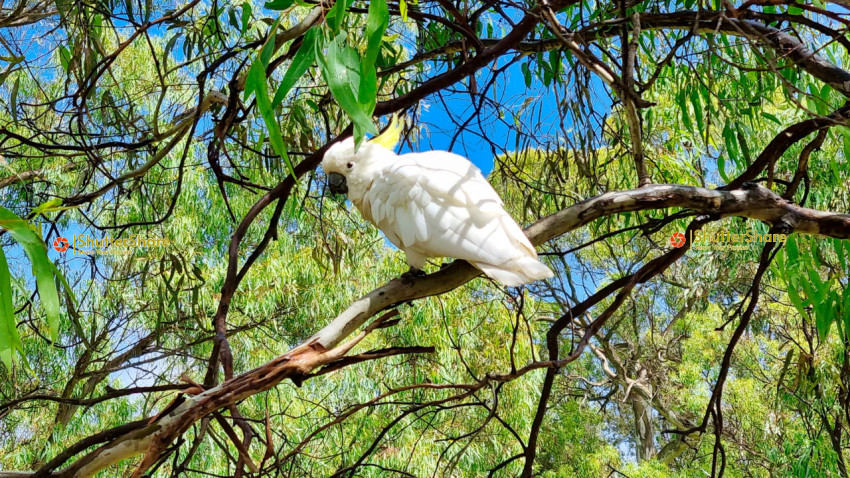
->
[360,151,552,286]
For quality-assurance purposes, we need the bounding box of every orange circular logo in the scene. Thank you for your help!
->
[53,237,69,252]
[669,232,685,248]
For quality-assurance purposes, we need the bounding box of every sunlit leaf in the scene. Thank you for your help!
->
[264,0,295,10]
[315,33,378,144]
[271,28,319,109]
[0,247,21,367]
[0,207,61,342]
[245,16,295,177]
[359,0,388,106]
[10,76,19,124]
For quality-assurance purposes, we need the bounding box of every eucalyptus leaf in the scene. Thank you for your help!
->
[0,206,61,342]
[315,33,378,143]
[10,76,19,124]
[271,28,319,109]
[359,0,388,106]
[265,0,294,10]
[0,247,21,367]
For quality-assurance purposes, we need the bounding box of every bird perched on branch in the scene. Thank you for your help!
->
[321,117,553,286]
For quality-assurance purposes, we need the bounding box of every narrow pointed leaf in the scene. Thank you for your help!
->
[0,206,61,341]
[272,28,318,109]
[316,33,378,141]
[0,247,21,367]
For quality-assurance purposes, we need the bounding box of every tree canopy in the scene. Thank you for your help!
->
[1,0,850,476]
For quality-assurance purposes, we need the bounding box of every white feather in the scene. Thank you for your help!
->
[322,142,553,286]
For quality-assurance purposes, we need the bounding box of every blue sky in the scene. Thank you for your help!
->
[406,60,561,175]
[405,54,612,177]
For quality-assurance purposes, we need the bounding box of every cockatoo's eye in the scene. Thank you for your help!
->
[346,162,353,169]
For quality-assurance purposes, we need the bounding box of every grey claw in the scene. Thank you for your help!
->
[400,267,426,284]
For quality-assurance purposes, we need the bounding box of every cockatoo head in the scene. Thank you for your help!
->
[321,116,404,201]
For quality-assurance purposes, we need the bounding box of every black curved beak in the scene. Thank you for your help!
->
[327,172,348,195]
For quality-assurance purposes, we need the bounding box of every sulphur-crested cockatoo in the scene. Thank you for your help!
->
[321,118,553,286]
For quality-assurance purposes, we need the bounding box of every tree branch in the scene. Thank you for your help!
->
[4,181,848,477]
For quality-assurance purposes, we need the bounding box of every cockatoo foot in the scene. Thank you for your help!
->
[400,267,426,285]
[439,261,452,270]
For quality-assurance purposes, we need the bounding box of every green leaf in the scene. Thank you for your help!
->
[521,62,531,87]
[542,63,552,87]
[250,73,294,177]
[807,83,829,116]
[816,297,834,341]
[326,0,352,34]
[245,16,282,100]
[786,235,799,263]
[722,122,739,165]
[271,28,319,109]
[244,60,262,100]
[760,112,781,125]
[0,247,21,367]
[821,84,833,113]
[0,207,61,341]
[399,0,408,22]
[690,89,704,132]
[800,277,818,305]
[243,16,295,176]
[774,247,787,281]
[359,0,388,105]
[229,8,240,30]
[255,129,266,153]
[842,129,850,164]
[717,155,729,184]
[10,75,19,125]
[261,26,279,66]
[31,198,63,216]
[255,81,295,178]
[843,287,850,338]
[316,33,378,142]
[551,50,562,78]
[264,0,295,10]
[806,267,827,303]
[834,238,848,273]
[92,14,103,39]
[58,46,71,72]
[358,62,377,108]
[735,123,752,165]
[241,3,252,34]
[787,278,808,319]
[676,92,692,132]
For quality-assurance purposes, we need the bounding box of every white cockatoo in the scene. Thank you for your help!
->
[321,118,553,286]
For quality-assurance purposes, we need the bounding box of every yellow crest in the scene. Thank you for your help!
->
[368,114,404,150]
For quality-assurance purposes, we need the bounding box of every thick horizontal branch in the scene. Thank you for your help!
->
[314,183,850,352]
